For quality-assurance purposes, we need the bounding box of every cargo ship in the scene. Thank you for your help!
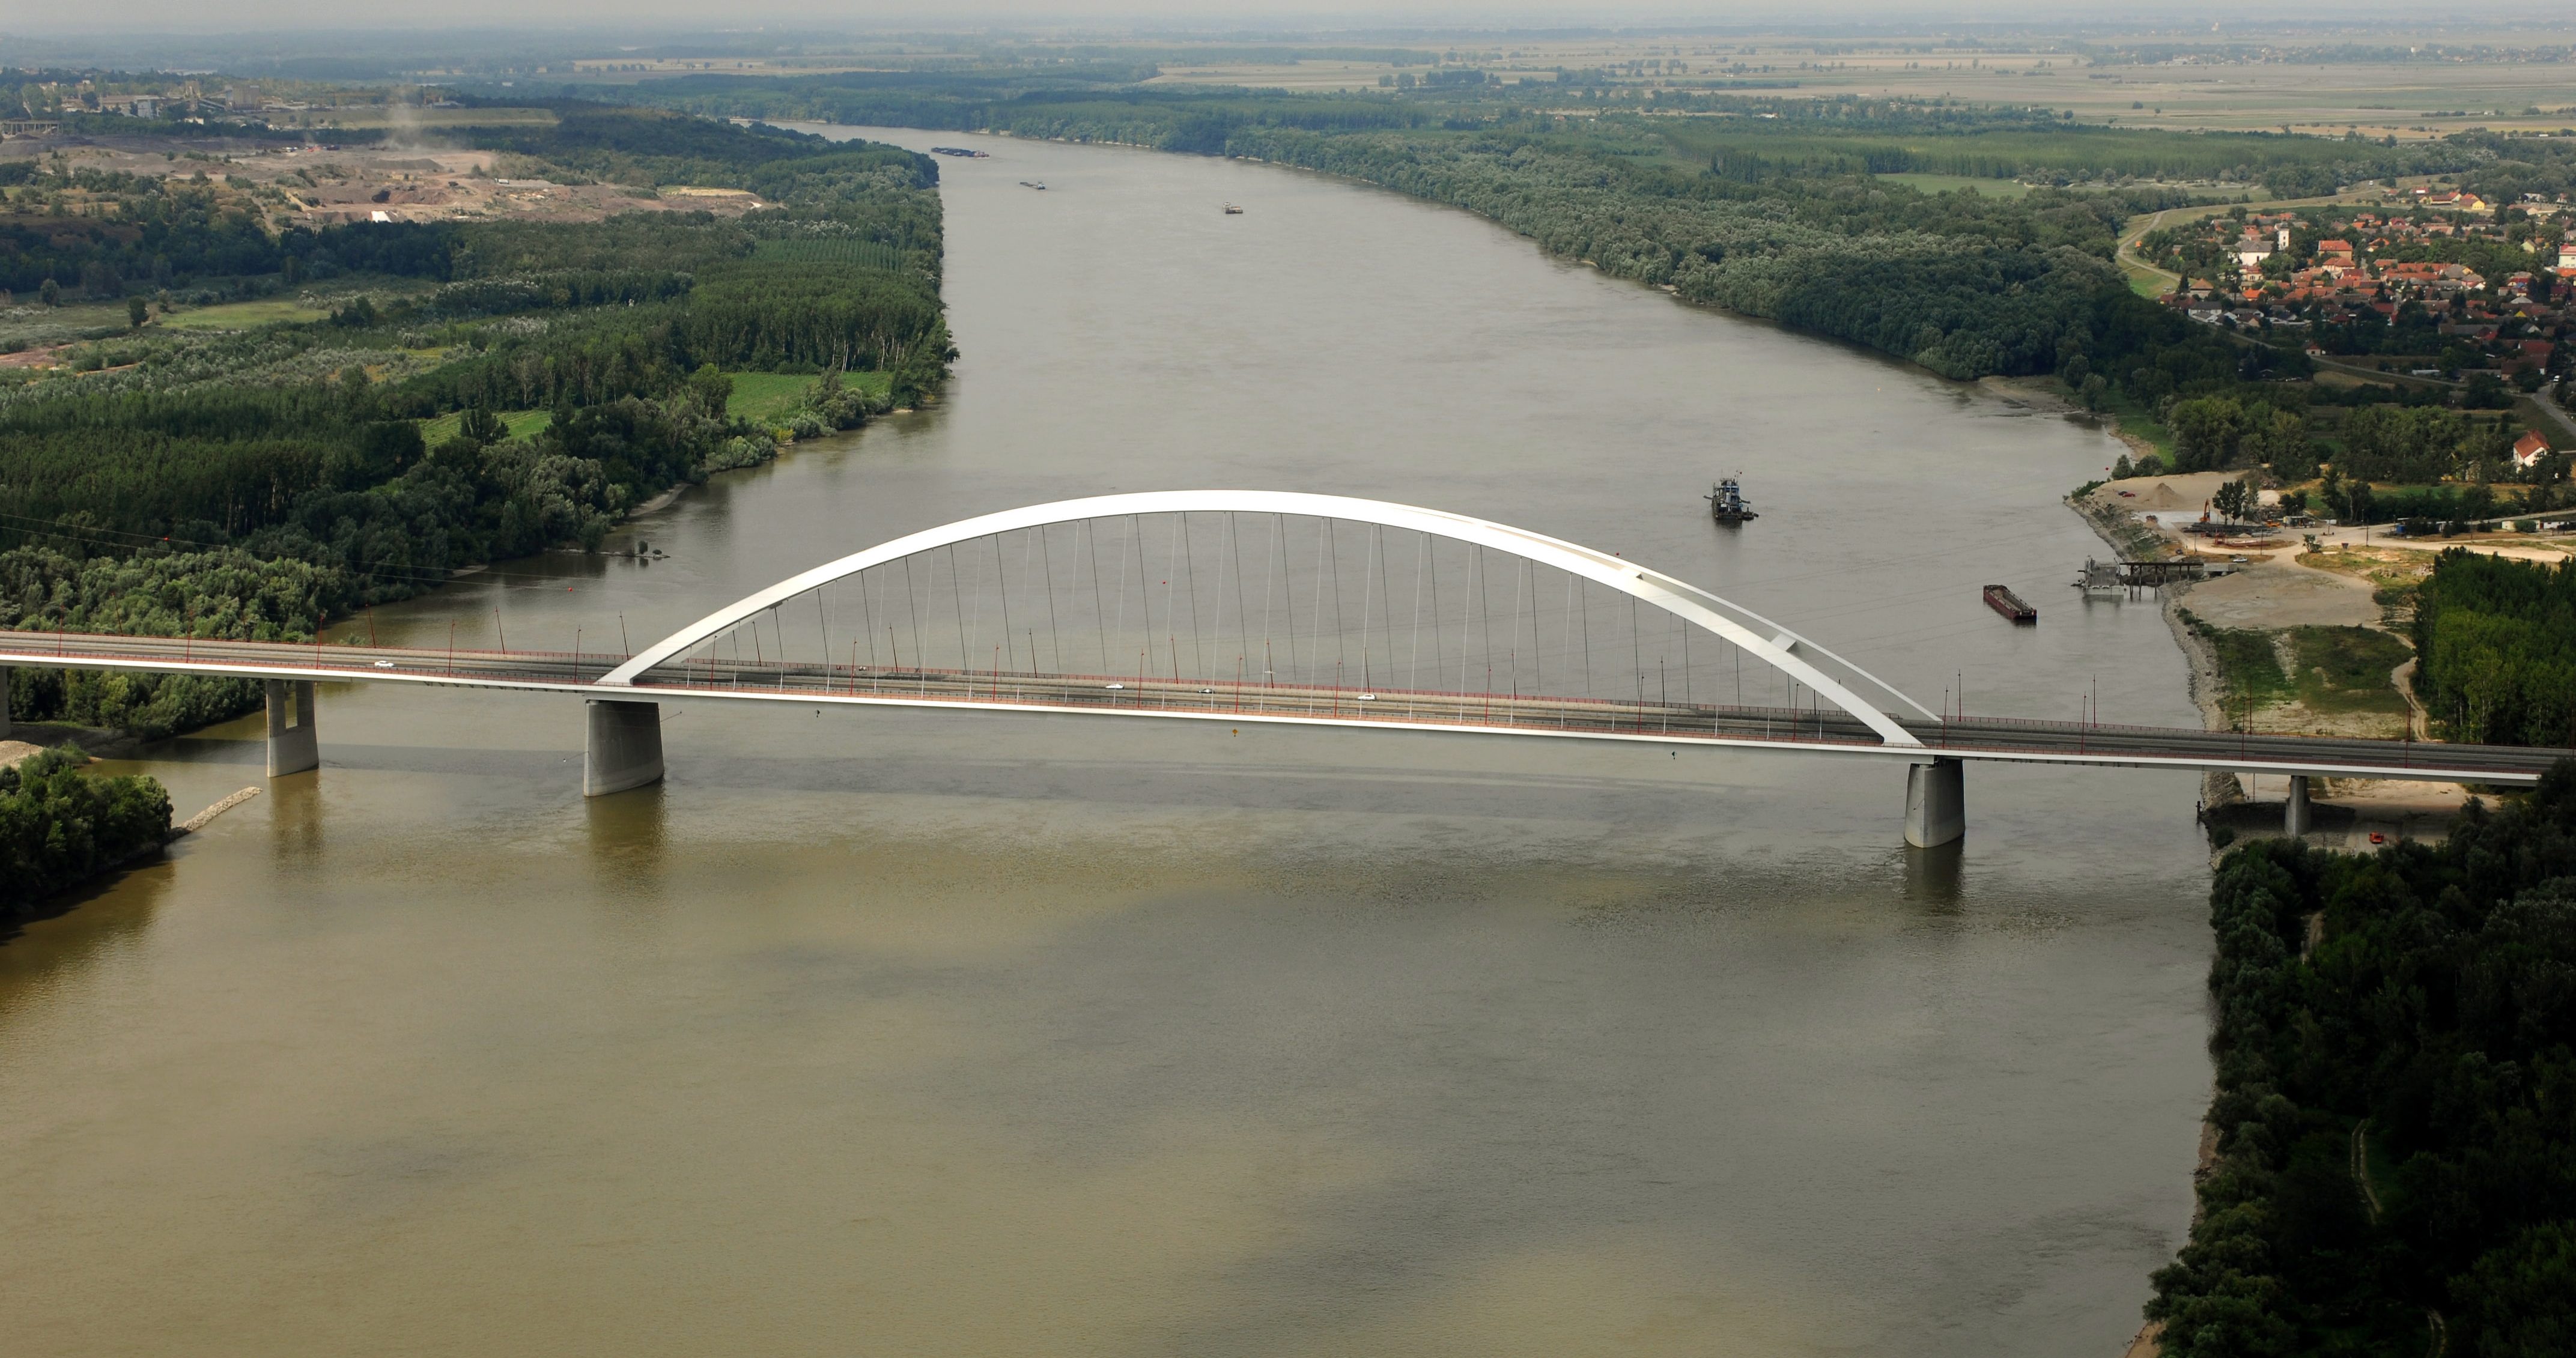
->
[1984,584,2038,624]
[1706,478,1758,524]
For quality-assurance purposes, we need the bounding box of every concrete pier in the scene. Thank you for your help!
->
[264,679,318,777]
[1905,757,1965,848]
[2285,774,2311,837]
[583,700,664,796]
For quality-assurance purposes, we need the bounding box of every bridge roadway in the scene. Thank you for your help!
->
[2,629,2562,787]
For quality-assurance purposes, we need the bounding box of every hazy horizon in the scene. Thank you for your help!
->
[10,3,2576,43]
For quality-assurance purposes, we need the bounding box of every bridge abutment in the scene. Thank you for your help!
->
[2285,774,2311,837]
[1904,757,1965,848]
[584,700,664,797]
[264,679,318,777]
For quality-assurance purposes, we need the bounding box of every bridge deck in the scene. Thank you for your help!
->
[2,630,2561,785]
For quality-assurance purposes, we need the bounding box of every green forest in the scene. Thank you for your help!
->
[1,106,950,741]
[2414,551,2576,747]
[2149,777,2576,1356]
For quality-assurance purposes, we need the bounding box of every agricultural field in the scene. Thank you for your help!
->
[1116,26,2576,139]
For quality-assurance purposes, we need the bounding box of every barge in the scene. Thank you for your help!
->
[1984,584,2038,624]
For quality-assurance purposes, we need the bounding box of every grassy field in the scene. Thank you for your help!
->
[160,299,331,330]
[2121,257,2177,298]
[416,408,556,444]
[2190,612,2412,733]
[2196,617,2296,716]
[0,299,139,352]
[724,370,892,425]
[2284,626,2413,718]
[724,372,814,424]
[410,372,893,444]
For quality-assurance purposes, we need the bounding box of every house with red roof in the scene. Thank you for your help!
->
[2517,431,2555,470]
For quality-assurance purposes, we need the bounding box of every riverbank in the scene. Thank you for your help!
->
[2068,477,2473,850]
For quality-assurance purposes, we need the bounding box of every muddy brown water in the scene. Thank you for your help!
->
[4,129,2216,1356]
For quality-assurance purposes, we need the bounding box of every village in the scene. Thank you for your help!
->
[2148,187,2575,399]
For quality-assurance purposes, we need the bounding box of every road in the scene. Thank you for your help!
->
[5,629,2563,786]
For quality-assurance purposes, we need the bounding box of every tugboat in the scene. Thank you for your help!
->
[1706,477,1758,524]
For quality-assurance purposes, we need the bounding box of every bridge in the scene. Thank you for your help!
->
[2,491,2560,846]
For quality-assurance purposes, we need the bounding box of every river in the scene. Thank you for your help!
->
[3,129,2215,1356]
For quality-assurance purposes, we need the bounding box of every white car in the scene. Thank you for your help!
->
[1104,682,1125,690]
[372,659,396,669]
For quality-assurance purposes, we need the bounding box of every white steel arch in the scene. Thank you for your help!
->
[600,491,1931,748]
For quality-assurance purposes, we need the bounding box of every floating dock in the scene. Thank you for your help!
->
[2075,557,2208,595]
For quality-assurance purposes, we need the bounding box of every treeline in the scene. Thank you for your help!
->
[0,746,171,916]
[2148,781,2576,1354]
[2413,550,2576,746]
[2158,392,2523,482]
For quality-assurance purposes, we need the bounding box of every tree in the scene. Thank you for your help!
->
[2212,473,2260,521]
[38,276,58,306]
[458,407,507,446]
[126,296,147,329]
[685,364,733,419]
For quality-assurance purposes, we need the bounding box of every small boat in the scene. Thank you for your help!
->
[928,147,989,158]
[1706,477,1757,524]
[1223,202,1244,214]
[1984,584,2038,624]
[1018,180,1047,190]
